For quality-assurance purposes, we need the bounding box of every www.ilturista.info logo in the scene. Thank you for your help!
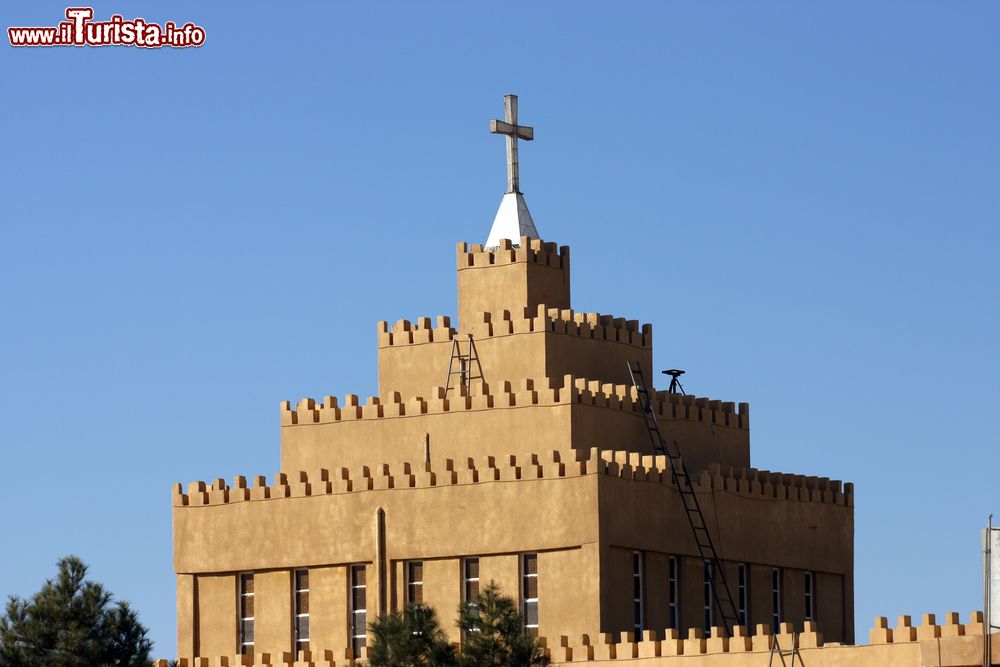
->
[8,7,205,48]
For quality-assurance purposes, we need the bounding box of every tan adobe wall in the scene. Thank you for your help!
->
[173,447,849,656]
[279,376,748,475]
[175,549,598,661]
[376,306,652,399]
[594,453,854,644]
[597,455,853,571]
[173,449,603,656]
[158,613,997,666]
[174,450,598,574]
[456,237,570,331]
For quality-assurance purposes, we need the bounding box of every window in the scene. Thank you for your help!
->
[521,554,538,636]
[737,564,749,628]
[771,568,782,632]
[239,573,254,655]
[294,569,309,651]
[632,551,644,632]
[703,561,713,631]
[350,565,367,658]
[667,556,679,629]
[406,561,424,605]
[804,571,815,621]
[462,557,481,637]
[463,558,480,605]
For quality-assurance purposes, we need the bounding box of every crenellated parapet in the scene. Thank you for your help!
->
[377,306,651,349]
[376,316,456,348]
[157,612,991,666]
[280,374,750,477]
[376,304,653,398]
[283,374,744,429]
[175,447,586,507]
[280,377,563,425]
[473,306,651,348]
[173,446,846,509]
[597,451,853,507]
[543,611,987,662]
[456,236,569,271]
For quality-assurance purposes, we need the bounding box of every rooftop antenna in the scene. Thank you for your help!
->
[662,369,686,395]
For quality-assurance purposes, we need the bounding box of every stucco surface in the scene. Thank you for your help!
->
[172,237,856,662]
[280,394,748,477]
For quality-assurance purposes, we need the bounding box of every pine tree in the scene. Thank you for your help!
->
[456,581,548,667]
[368,603,456,667]
[0,556,152,667]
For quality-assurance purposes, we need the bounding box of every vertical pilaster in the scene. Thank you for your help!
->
[176,574,196,660]
[374,507,387,617]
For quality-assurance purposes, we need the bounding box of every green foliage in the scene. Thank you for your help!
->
[456,581,548,667]
[0,556,152,667]
[367,603,456,667]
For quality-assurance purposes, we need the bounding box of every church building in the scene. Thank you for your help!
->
[171,95,855,663]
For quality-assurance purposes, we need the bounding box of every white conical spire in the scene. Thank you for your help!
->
[485,192,539,249]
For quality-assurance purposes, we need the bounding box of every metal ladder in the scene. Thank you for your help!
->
[444,334,484,396]
[768,633,800,666]
[627,361,741,636]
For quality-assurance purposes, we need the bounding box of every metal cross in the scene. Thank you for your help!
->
[490,94,534,194]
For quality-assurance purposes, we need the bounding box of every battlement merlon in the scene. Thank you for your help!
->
[456,236,570,332]
[377,305,653,397]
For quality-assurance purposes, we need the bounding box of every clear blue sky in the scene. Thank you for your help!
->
[2,0,998,655]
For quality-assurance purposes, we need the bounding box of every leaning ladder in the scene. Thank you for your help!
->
[444,334,484,396]
[768,633,800,666]
[627,361,741,635]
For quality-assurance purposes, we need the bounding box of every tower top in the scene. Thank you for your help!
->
[485,94,540,249]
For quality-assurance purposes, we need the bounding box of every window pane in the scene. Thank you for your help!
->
[633,552,640,572]
[241,619,254,643]
[523,554,537,575]
[409,561,423,582]
[524,601,538,625]
[465,559,479,579]
[354,610,367,633]
[353,566,366,586]
[633,576,641,598]
[409,583,423,604]
[353,588,366,609]
[241,595,254,617]
[523,576,538,599]
[296,591,309,614]
[296,615,310,640]
[241,574,254,594]
[466,581,479,600]
[296,570,309,591]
